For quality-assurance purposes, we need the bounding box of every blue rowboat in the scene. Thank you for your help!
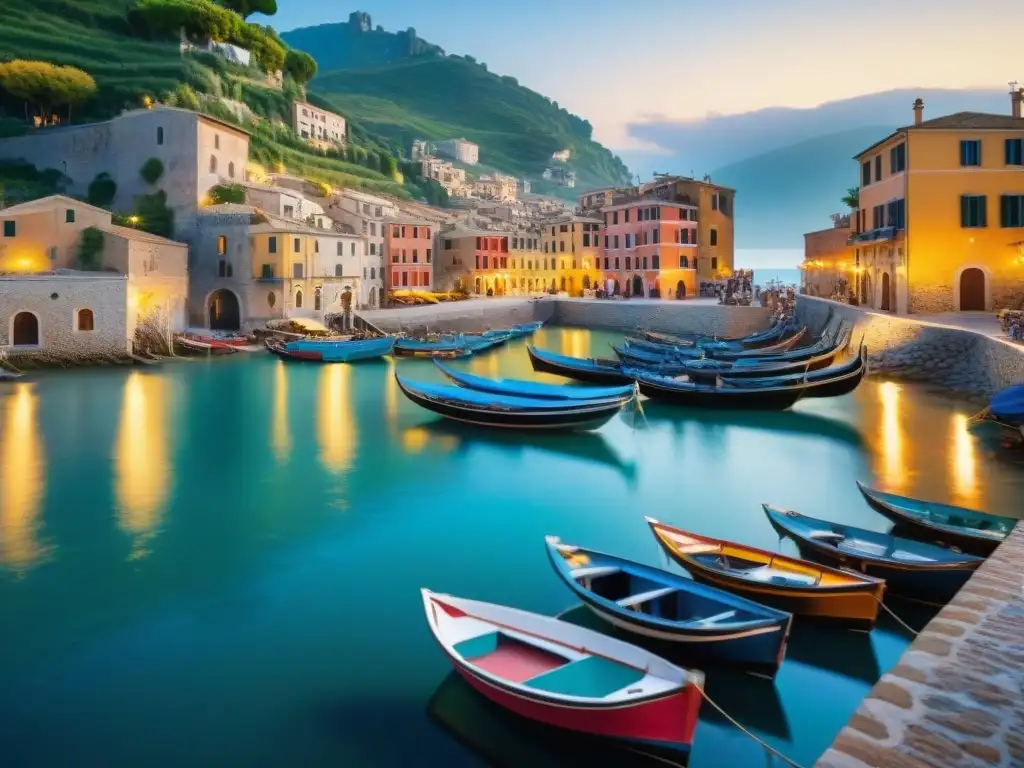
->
[527,345,635,386]
[266,336,394,362]
[628,369,807,410]
[546,537,792,676]
[643,317,793,348]
[396,375,629,430]
[394,337,475,358]
[614,343,703,365]
[990,384,1024,426]
[762,504,984,602]
[856,482,1016,557]
[434,361,635,402]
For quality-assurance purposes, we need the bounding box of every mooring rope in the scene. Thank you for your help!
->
[873,596,922,636]
[698,688,807,768]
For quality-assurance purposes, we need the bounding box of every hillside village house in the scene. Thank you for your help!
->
[435,138,479,165]
[0,196,188,359]
[437,230,511,295]
[802,215,854,299]
[236,181,329,228]
[0,106,249,241]
[849,90,1024,314]
[471,173,518,202]
[191,205,368,329]
[539,214,603,295]
[505,230,550,295]
[384,218,435,294]
[292,101,347,149]
[326,189,399,307]
[420,156,467,196]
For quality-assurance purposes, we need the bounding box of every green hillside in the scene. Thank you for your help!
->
[284,19,631,196]
[282,15,445,72]
[0,0,429,202]
[710,125,896,249]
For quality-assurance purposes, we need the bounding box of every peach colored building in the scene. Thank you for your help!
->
[802,216,854,299]
[599,200,699,298]
[384,218,434,293]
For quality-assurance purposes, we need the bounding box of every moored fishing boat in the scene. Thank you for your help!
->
[706,326,844,362]
[721,343,867,399]
[645,518,885,629]
[396,375,629,430]
[527,345,635,385]
[856,481,1016,557]
[394,337,475,358]
[266,335,395,363]
[629,369,807,410]
[434,361,635,402]
[545,537,792,674]
[763,505,984,602]
[174,333,239,355]
[421,589,705,756]
[643,316,792,348]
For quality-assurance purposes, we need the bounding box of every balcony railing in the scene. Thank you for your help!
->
[848,226,901,244]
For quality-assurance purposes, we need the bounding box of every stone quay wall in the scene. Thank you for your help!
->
[817,523,1024,768]
[795,295,1024,397]
[362,296,774,339]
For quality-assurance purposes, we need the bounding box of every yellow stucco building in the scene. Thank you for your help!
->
[851,92,1024,314]
[539,214,603,295]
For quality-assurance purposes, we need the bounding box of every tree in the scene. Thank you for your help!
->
[0,60,96,124]
[208,183,246,204]
[77,227,105,270]
[140,158,165,185]
[283,50,317,84]
[87,172,117,207]
[841,187,859,209]
[218,0,277,17]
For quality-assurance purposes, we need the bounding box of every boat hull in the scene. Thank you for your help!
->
[856,482,1012,557]
[528,346,634,386]
[453,660,700,755]
[765,511,981,603]
[436,361,635,402]
[635,377,804,410]
[397,378,625,431]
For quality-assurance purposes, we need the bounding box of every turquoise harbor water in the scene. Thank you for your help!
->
[1,327,1022,767]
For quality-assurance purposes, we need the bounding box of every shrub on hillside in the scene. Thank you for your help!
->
[87,172,117,207]
[217,0,277,18]
[140,157,165,184]
[76,227,105,270]
[283,50,317,84]
[134,190,175,238]
[165,83,202,111]
[208,183,246,204]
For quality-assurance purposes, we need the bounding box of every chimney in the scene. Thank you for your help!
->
[912,98,924,126]
[1012,87,1023,119]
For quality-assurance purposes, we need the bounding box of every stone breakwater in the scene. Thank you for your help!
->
[816,523,1024,768]
[795,295,1024,397]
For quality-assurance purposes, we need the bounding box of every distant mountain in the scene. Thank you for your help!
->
[710,126,897,249]
[281,13,632,196]
[625,87,1013,176]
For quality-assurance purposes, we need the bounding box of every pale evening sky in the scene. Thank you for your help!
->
[270,0,1022,151]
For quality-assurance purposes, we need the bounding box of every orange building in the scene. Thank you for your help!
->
[801,215,854,299]
[437,230,510,295]
[384,218,434,294]
[599,200,699,298]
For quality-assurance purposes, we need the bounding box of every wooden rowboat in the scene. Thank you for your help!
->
[645,518,885,630]
[527,345,635,385]
[763,505,984,603]
[545,537,792,675]
[856,481,1016,557]
[421,589,704,756]
[435,360,635,402]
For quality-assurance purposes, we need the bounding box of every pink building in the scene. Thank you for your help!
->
[385,219,434,293]
[599,200,699,298]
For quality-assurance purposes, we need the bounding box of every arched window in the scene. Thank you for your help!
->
[680,255,689,268]
[370,267,376,279]
[228,162,235,179]
[335,264,343,277]
[11,312,39,346]
[295,289,303,309]
[76,308,94,331]
[314,287,322,311]
[210,155,218,174]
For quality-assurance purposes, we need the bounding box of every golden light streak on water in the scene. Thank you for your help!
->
[560,328,591,359]
[401,427,430,453]
[878,381,906,492]
[0,383,50,575]
[271,362,291,464]
[114,372,170,561]
[318,364,356,473]
[949,413,979,507]
[385,357,399,426]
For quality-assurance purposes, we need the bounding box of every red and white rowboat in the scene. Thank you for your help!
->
[421,589,704,756]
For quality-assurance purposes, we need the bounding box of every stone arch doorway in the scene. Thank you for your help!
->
[582,274,591,290]
[612,280,621,296]
[959,267,986,311]
[474,277,481,295]
[675,280,686,300]
[560,276,566,292]
[631,275,643,297]
[368,287,377,307]
[650,280,660,298]
[208,289,240,331]
[11,311,39,346]
[880,272,891,311]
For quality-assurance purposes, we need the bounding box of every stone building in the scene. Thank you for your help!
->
[325,189,398,307]
[191,205,369,329]
[0,195,188,354]
[434,138,479,165]
[292,100,347,149]
[802,215,854,299]
[851,91,1024,314]
[236,181,329,228]
[0,106,249,240]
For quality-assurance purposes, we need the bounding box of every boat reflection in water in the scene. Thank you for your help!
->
[428,671,686,767]
[638,402,865,448]
[114,372,171,561]
[783,622,881,685]
[416,420,637,484]
[0,383,50,575]
[557,605,791,741]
